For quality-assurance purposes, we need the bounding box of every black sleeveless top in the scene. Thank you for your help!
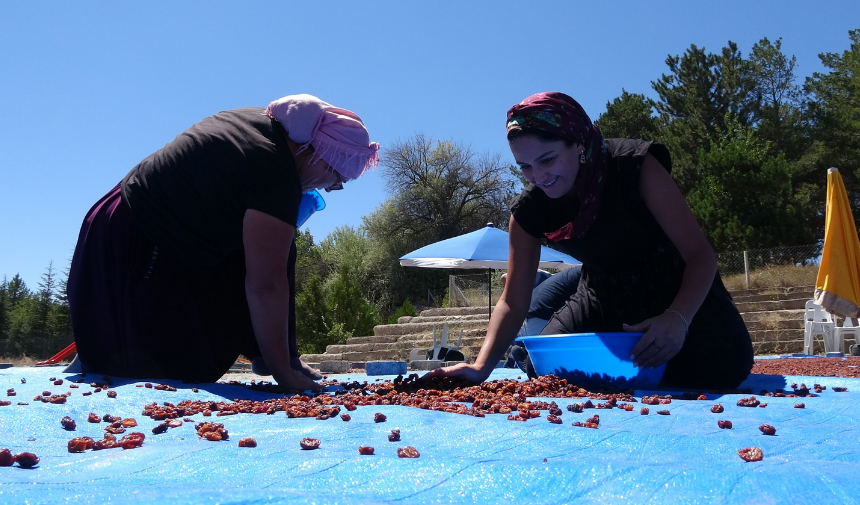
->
[510,138,680,326]
[510,138,754,388]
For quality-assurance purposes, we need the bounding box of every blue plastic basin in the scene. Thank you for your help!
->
[517,333,666,388]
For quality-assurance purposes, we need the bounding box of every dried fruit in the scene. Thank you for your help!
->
[103,414,120,423]
[657,410,670,415]
[61,416,76,431]
[196,422,228,440]
[106,390,117,398]
[640,407,649,415]
[566,402,584,413]
[586,414,599,426]
[0,448,14,466]
[388,429,401,442]
[374,412,387,423]
[119,432,145,449]
[736,396,760,407]
[717,420,732,429]
[121,418,138,428]
[759,424,776,436]
[397,446,420,458]
[358,446,375,455]
[54,379,63,386]
[794,403,805,409]
[710,404,724,413]
[14,452,39,468]
[832,387,847,392]
[738,446,764,462]
[237,438,257,448]
[340,413,351,422]
[571,421,599,428]
[67,437,95,453]
[300,437,320,450]
[547,414,563,424]
[151,423,169,435]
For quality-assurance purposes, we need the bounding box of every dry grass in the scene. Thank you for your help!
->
[0,355,37,367]
[722,264,818,291]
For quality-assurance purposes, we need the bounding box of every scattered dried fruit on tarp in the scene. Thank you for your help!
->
[759,424,776,436]
[358,446,374,455]
[0,448,14,466]
[300,438,320,450]
[710,404,724,413]
[60,416,76,431]
[738,446,763,462]
[397,446,420,458]
[717,420,732,429]
[388,429,401,442]
[14,452,40,468]
[238,438,257,448]
[374,412,387,423]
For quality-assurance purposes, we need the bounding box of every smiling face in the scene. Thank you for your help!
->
[509,135,582,199]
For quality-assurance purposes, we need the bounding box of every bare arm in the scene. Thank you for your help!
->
[626,153,717,368]
[428,215,541,382]
[243,209,320,391]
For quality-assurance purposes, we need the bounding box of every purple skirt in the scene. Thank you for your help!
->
[68,184,291,382]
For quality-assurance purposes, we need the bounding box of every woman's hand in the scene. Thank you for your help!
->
[423,362,490,384]
[624,311,687,369]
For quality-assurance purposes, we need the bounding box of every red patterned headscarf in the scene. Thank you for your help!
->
[507,92,607,241]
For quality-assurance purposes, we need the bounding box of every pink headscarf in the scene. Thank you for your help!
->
[266,94,380,180]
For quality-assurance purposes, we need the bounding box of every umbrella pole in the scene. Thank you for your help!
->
[487,268,491,319]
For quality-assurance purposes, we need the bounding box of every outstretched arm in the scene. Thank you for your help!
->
[243,209,320,391]
[428,215,541,382]
[626,153,717,368]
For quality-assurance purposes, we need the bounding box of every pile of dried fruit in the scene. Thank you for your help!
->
[751,357,860,378]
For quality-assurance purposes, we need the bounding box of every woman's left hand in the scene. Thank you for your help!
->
[624,312,687,369]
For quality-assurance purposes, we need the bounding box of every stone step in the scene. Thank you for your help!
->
[419,306,492,317]
[326,335,488,355]
[744,319,804,331]
[741,309,804,323]
[397,314,490,324]
[338,345,485,363]
[345,335,400,345]
[300,353,341,363]
[374,320,488,337]
[731,291,814,304]
[735,299,809,312]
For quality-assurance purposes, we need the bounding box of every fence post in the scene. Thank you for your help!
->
[744,250,750,290]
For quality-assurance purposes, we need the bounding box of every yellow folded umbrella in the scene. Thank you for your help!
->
[814,168,860,318]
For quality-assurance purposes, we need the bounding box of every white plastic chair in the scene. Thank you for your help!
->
[408,323,463,362]
[804,300,836,355]
[832,316,860,355]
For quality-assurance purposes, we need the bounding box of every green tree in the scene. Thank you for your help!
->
[325,263,379,339]
[686,118,812,250]
[31,261,56,337]
[804,28,860,223]
[295,273,330,354]
[595,90,659,140]
[652,41,755,193]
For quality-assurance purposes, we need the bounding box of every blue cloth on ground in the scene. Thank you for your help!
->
[1,364,859,504]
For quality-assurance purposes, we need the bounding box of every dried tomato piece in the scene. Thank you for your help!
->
[710,404,724,413]
[237,437,257,448]
[586,414,599,426]
[794,403,805,409]
[566,402,584,413]
[93,439,117,451]
[758,403,768,408]
[374,412,387,423]
[61,416,77,431]
[736,396,760,407]
[300,437,320,450]
[0,448,14,466]
[738,446,764,462]
[697,394,707,400]
[121,418,138,428]
[203,431,222,441]
[358,446,375,455]
[103,414,120,423]
[717,420,732,429]
[340,413,351,422]
[640,407,649,415]
[67,437,94,453]
[151,423,169,435]
[87,413,100,423]
[14,452,40,468]
[388,429,401,442]
[657,410,670,415]
[53,379,63,386]
[397,446,420,458]
[119,432,145,449]
[106,390,117,398]
[759,424,776,436]
[547,414,562,424]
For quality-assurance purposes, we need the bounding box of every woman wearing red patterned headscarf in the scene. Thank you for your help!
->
[433,92,753,389]
[67,94,378,391]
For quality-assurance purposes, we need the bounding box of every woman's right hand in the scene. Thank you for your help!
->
[423,362,490,384]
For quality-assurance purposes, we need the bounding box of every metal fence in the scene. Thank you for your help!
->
[716,244,821,276]
[448,272,504,308]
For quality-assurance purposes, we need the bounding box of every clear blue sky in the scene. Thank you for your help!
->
[1,1,857,289]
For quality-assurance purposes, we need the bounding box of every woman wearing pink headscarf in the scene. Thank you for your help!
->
[434,92,753,389]
[67,94,378,391]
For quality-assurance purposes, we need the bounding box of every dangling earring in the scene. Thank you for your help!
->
[580,152,586,164]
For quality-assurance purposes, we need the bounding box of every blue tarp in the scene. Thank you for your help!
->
[1,364,859,504]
